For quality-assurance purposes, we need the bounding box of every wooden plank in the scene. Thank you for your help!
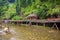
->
[1,20,60,24]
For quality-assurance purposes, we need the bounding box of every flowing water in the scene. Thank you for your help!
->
[0,24,60,40]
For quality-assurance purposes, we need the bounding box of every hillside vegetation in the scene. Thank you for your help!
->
[0,0,60,20]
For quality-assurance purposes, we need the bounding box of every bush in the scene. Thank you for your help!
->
[12,15,20,20]
[36,5,47,19]
[12,15,25,20]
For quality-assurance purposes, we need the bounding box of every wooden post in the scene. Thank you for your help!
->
[29,18,32,26]
[43,23,45,27]
[43,22,45,27]
[29,21,32,26]
[43,23,46,29]
[51,23,58,30]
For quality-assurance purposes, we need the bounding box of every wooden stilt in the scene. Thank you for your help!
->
[51,23,58,30]
[29,21,31,26]
[43,23,45,27]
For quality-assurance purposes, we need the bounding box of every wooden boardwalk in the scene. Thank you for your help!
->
[1,19,60,23]
[1,19,60,30]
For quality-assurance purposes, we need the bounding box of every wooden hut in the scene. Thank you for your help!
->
[26,14,37,20]
[47,13,60,20]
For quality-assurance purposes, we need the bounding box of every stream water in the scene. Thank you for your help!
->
[0,24,60,40]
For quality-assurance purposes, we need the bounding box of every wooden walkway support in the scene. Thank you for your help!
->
[51,23,58,30]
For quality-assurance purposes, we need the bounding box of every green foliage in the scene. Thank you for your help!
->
[36,5,47,19]
[5,4,16,19]
[12,15,20,20]
[0,0,60,20]
[12,15,24,20]
[47,6,60,15]
[0,0,8,18]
